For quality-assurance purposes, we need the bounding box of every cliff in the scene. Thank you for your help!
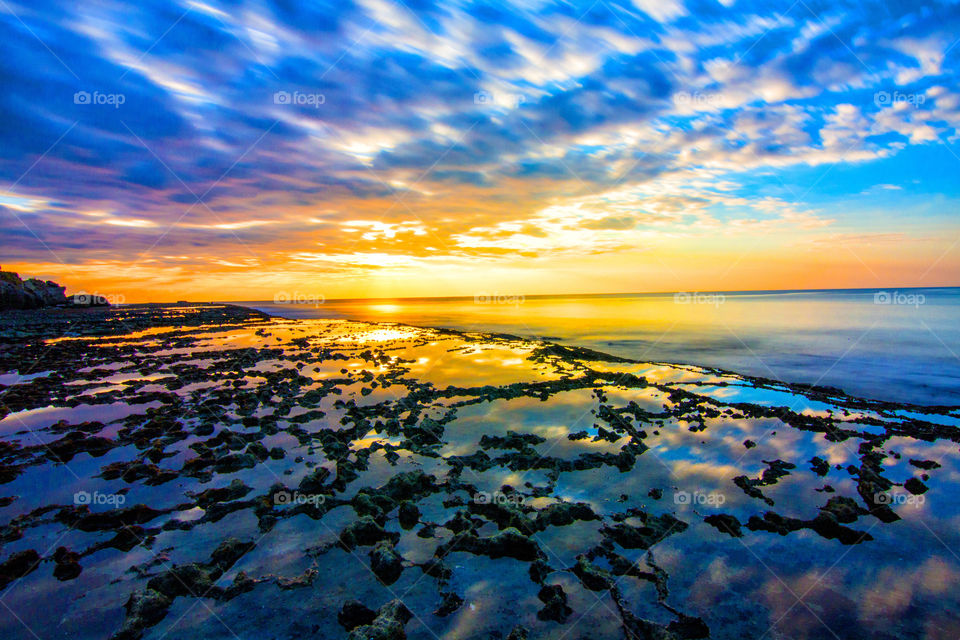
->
[0,269,69,310]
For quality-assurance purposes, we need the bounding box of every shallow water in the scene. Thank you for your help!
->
[1,305,958,640]
[238,288,960,406]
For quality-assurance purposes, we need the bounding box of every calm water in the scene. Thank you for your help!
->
[236,288,960,406]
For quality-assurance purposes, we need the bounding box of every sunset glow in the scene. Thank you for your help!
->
[3,1,959,301]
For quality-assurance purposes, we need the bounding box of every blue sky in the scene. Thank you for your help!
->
[1,0,959,299]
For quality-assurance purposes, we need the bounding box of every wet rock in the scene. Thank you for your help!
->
[369,541,404,585]
[704,514,742,537]
[187,479,252,507]
[904,477,928,494]
[60,504,164,532]
[209,538,255,573]
[339,600,377,631]
[0,549,40,588]
[810,456,830,476]
[398,502,420,529]
[433,591,463,617]
[339,516,400,549]
[746,511,873,545]
[52,546,82,580]
[535,501,599,529]
[572,555,612,591]
[537,584,572,622]
[112,588,172,640]
[214,452,256,473]
[147,563,215,598]
[347,599,411,640]
[602,513,688,549]
[506,626,529,640]
[820,496,866,523]
[909,459,940,470]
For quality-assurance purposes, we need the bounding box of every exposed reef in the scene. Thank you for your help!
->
[0,303,958,639]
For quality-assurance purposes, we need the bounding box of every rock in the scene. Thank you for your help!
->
[369,541,404,585]
[339,600,377,631]
[704,514,743,537]
[506,626,529,640]
[904,477,928,494]
[433,591,463,617]
[537,584,572,622]
[0,270,67,310]
[572,555,612,591]
[348,599,411,640]
[810,456,830,476]
[339,516,399,549]
[0,549,40,588]
[113,589,172,639]
[52,546,82,580]
[602,513,688,549]
[398,502,420,529]
[214,452,256,473]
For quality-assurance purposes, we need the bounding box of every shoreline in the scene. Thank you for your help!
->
[244,302,960,412]
[0,301,958,639]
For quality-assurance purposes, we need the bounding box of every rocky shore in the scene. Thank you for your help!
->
[0,268,110,311]
[0,304,958,639]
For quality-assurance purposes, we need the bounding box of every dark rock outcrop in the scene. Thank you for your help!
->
[0,269,67,310]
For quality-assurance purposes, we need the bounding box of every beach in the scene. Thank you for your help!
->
[1,303,958,639]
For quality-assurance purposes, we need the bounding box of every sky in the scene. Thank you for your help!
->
[1,0,959,302]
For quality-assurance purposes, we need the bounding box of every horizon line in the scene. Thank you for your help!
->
[216,284,960,305]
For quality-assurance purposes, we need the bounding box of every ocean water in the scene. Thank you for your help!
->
[236,288,960,406]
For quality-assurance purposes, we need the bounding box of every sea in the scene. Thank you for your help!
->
[235,287,960,406]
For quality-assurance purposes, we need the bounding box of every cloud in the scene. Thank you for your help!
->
[1,0,958,296]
